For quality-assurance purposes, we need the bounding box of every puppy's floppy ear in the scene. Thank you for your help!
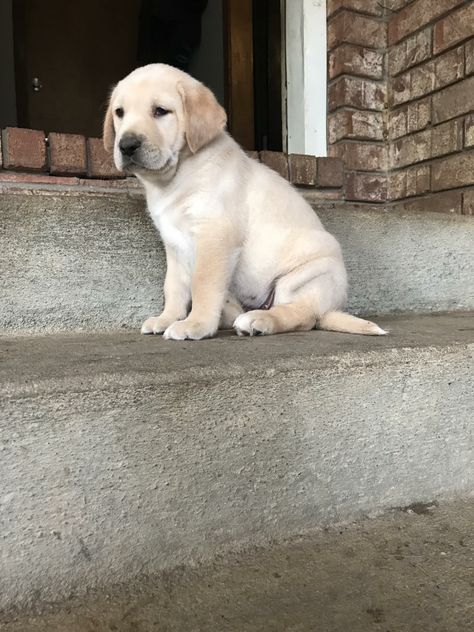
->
[178,80,227,153]
[103,91,116,152]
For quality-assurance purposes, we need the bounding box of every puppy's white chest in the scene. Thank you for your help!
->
[158,213,191,253]
[148,195,194,266]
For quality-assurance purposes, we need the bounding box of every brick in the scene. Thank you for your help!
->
[431,150,474,190]
[432,76,474,123]
[432,45,465,86]
[388,0,464,45]
[329,44,384,80]
[87,138,123,178]
[388,75,411,108]
[48,132,87,176]
[407,97,432,133]
[330,141,387,171]
[388,164,430,199]
[327,0,383,17]
[463,189,474,215]
[354,111,385,140]
[80,177,139,188]
[465,114,474,148]
[316,158,344,187]
[433,3,474,54]
[345,172,387,202]
[288,154,317,186]
[388,108,408,139]
[328,11,387,50]
[329,76,386,111]
[466,39,474,75]
[388,28,432,77]
[390,119,463,168]
[259,151,289,179]
[384,0,412,10]
[426,191,462,214]
[1,127,47,172]
[329,110,384,143]
[0,172,79,186]
[302,189,344,201]
[395,191,463,214]
[431,118,464,156]
[388,97,432,139]
[390,46,464,106]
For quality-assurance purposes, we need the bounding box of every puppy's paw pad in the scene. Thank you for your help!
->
[163,319,215,341]
[141,316,172,335]
[233,312,275,336]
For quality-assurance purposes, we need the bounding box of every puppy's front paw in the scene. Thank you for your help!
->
[163,319,216,341]
[233,311,276,336]
[141,314,178,335]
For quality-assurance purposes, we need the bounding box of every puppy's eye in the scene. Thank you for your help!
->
[115,107,124,118]
[153,106,170,118]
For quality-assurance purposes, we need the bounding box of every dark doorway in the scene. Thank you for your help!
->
[253,0,283,152]
[9,0,282,149]
[13,0,142,137]
[224,0,283,151]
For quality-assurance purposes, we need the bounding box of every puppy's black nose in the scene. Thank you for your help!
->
[119,135,141,156]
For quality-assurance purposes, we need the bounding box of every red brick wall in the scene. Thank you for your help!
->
[0,128,122,179]
[327,0,389,203]
[328,0,474,214]
[388,0,473,214]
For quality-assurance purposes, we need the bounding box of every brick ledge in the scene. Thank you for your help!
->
[0,127,345,193]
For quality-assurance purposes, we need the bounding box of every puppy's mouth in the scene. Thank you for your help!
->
[120,155,174,175]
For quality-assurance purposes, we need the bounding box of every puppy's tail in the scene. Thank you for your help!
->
[318,311,387,336]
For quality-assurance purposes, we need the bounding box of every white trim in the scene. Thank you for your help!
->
[285,0,327,156]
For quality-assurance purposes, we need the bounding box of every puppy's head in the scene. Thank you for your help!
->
[103,64,227,178]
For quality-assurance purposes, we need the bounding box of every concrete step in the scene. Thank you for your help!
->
[2,498,473,631]
[1,188,473,334]
[1,312,473,618]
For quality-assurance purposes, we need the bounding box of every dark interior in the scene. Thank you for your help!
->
[2,0,282,150]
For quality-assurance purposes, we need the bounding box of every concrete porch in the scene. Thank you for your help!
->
[0,187,472,630]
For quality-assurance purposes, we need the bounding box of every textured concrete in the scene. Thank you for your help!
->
[0,190,163,334]
[319,203,474,315]
[1,190,474,334]
[1,500,473,631]
[1,313,473,616]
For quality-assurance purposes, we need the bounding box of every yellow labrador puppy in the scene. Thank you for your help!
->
[104,64,386,340]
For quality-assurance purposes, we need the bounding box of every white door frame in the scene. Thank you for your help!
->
[284,0,327,156]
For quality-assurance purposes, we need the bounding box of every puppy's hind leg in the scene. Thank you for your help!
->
[234,255,386,336]
[233,258,332,335]
[234,298,316,336]
[233,256,350,336]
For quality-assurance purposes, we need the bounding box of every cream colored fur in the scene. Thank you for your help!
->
[104,64,386,339]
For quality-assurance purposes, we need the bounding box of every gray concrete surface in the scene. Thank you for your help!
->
[1,499,473,631]
[0,189,163,335]
[1,313,473,617]
[1,189,473,334]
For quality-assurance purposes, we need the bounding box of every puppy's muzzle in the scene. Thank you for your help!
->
[119,134,142,157]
